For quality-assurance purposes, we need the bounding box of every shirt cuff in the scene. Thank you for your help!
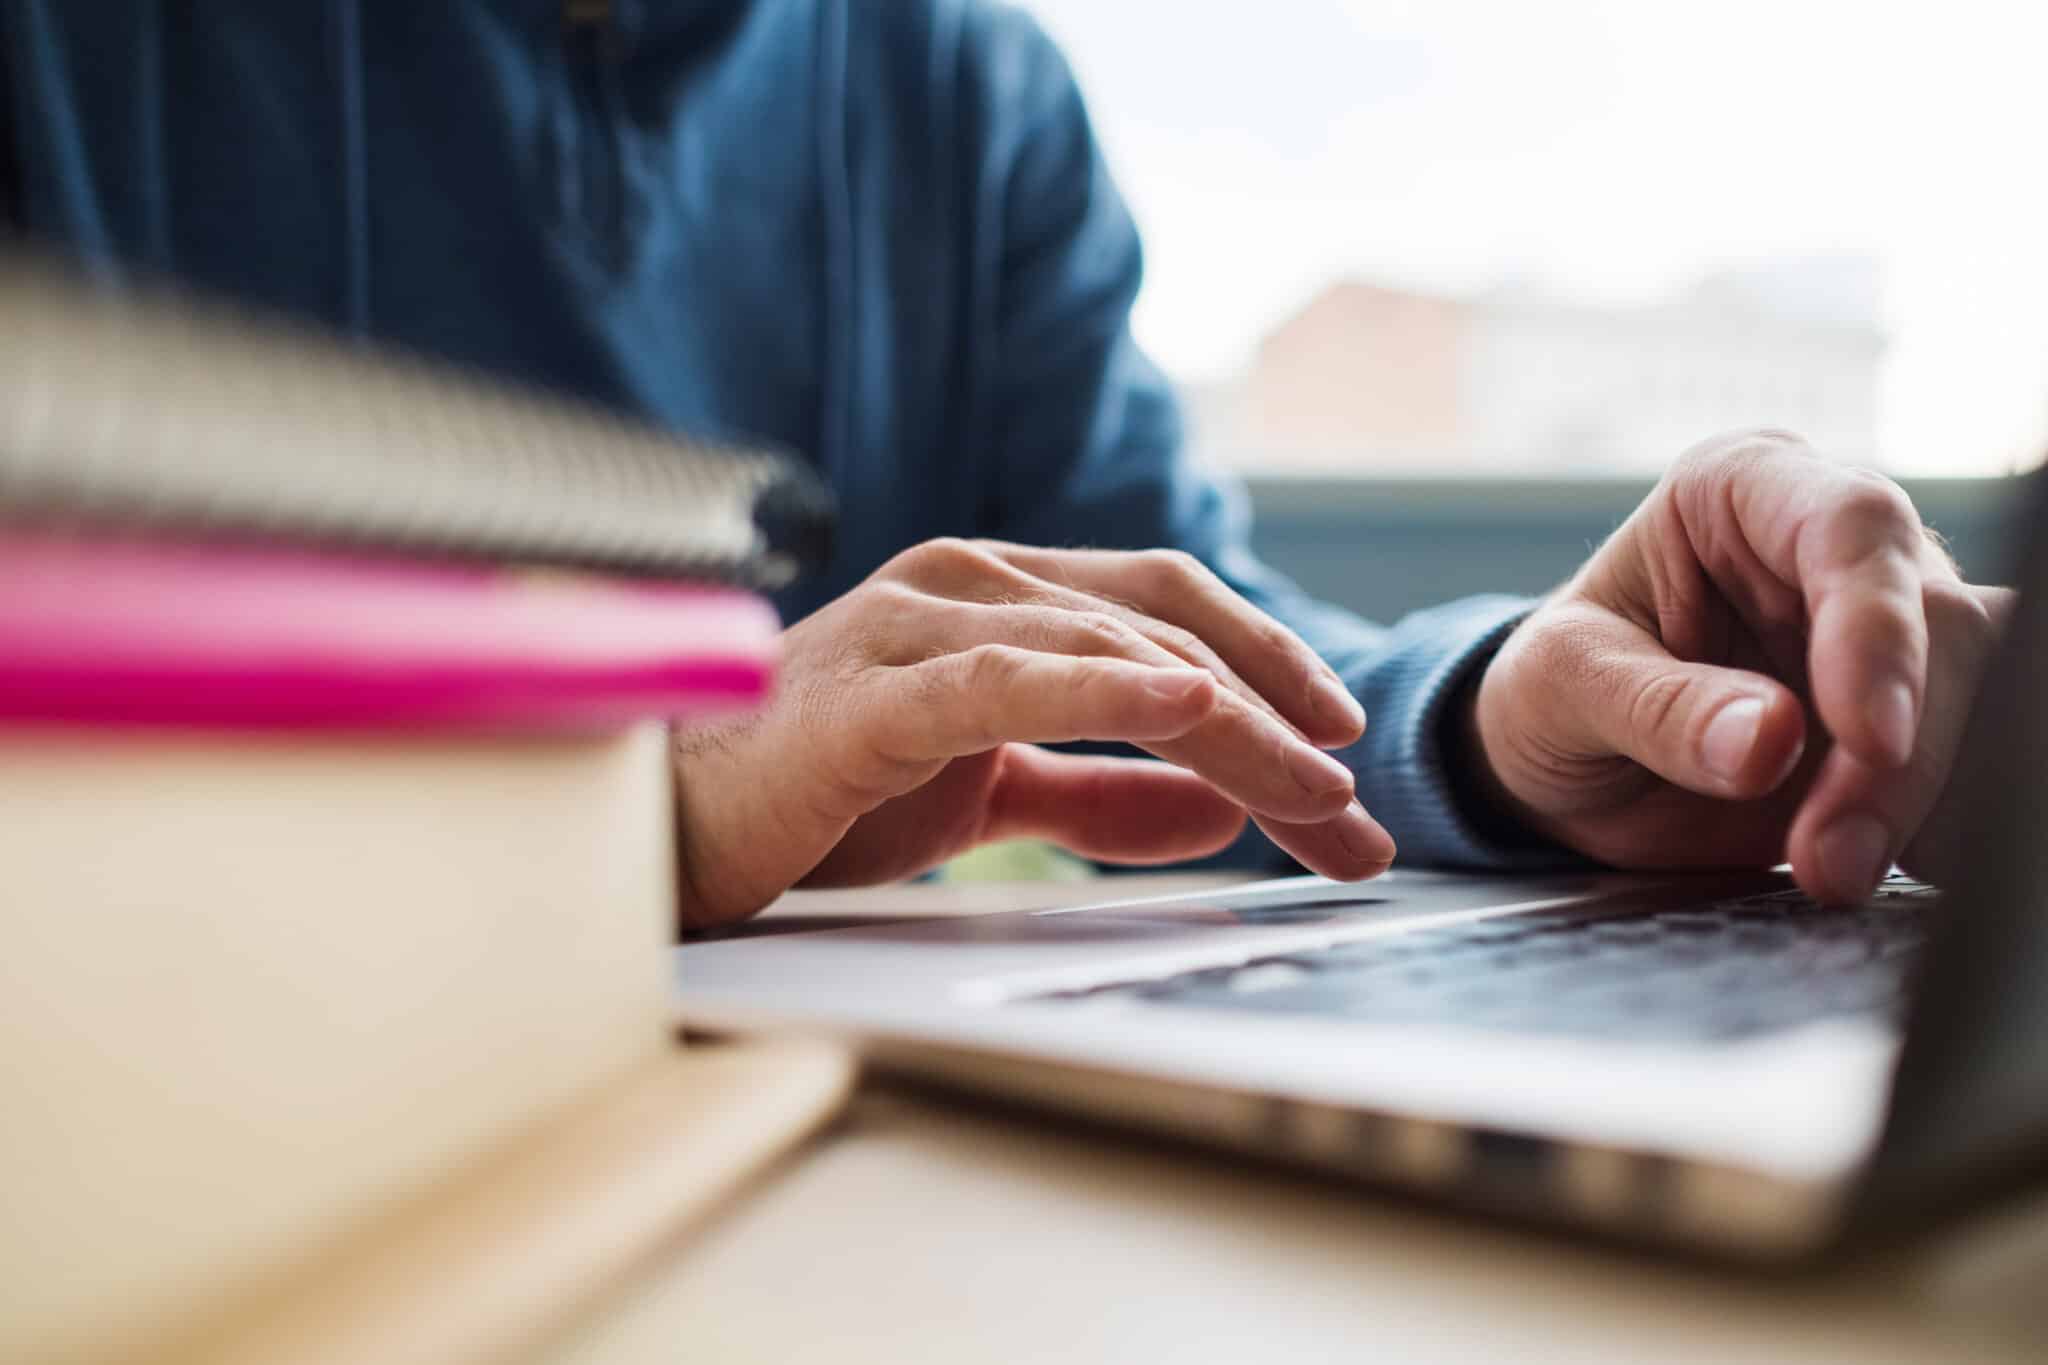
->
[1331,594,1579,871]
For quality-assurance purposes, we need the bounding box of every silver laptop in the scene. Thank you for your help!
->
[675,475,2048,1264]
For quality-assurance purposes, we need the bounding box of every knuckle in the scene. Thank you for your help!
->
[1139,547,1207,591]
[1256,619,1305,658]
[832,582,936,668]
[946,645,1026,749]
[1626,670,1693,750]
[1812,479,1924,579]
[1069,657,1125,711]
[896,536,997,583]
[958,642,1024,695]
[1667,427,1814,505]
[1261,623,1328,700]
[1732,426,1815,459]
[898,656,951,720]
[1835,470,1919,538]
[1852,603,1924,665]
[1149,620,1209,663]
[1068,609,1139,654]
[859,579,927,616]
[1674,426,1811,474]
[965,536,1021,559]
[1738,426,1815,456]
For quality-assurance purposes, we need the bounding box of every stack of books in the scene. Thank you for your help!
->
[0,262,851,1363]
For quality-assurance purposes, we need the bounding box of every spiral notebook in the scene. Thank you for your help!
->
[0,257,832,728]
[0,258,834,588]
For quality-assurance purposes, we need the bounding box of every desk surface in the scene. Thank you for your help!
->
[549,877,2048,1365]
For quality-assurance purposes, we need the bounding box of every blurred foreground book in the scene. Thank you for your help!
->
[0,261,849,1363]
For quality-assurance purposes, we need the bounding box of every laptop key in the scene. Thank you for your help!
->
[1044,882,1939,1043]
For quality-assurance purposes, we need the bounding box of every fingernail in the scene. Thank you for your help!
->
[1335,801,1397,868]
[1313,675,1366,733]
[1144,670,1212,704]
[1816,814,1891,902]
[1871,679,1915,767]
[1285,743,1355,800]
[1701,697,1764,782]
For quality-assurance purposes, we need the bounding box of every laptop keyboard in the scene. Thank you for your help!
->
[1034,879,1940,1044]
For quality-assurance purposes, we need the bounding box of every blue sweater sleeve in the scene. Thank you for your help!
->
[963,6,1559,870]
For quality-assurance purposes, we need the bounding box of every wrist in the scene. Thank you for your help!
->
[1443,652,1551,852]
[670,720,784,932]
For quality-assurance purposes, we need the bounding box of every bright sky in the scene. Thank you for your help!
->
[1026,0,2048,475]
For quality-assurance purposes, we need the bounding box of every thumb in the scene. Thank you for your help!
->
[1574,617,1809,800]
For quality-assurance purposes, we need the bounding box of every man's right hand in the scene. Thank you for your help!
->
[671,538,1395,927]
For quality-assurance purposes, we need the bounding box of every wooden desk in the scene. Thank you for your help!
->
[548,879,2048,1365]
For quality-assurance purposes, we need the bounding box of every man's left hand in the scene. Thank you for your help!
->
[1471,429,2013,903]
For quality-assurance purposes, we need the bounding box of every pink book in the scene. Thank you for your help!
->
[0,531,779,730]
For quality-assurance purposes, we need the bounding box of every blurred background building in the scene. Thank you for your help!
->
[1027,0,2047,483]
[1191,256,1885,474]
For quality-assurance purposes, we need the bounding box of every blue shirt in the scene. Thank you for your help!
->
[1,0,1536,869]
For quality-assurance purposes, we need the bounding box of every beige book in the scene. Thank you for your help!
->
[0,723,689,1362]
[159,1038,855,1365]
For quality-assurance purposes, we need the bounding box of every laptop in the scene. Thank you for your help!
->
[674,473,2048,1264]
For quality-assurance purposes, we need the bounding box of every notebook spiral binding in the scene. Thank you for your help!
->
[0,259,834,588]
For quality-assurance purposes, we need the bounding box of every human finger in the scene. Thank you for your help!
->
[877,540,1311,743]
[865,648,1221,763]
[1672,432,1932,769]
[904,600,1358,823]
[930,578,1309,741]
[980,745,1250,863]
[1508,602,1808,798]
[1250,804,1397,882]
[987,542,1366,746]
[1785,582,2012,903]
